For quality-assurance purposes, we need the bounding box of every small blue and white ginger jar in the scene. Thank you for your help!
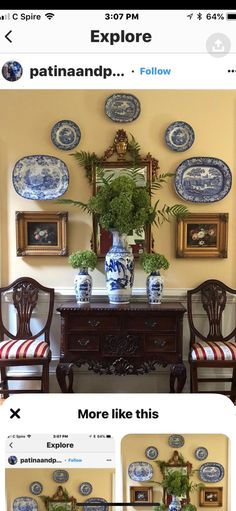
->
[74,268,92,303]
[146,271,164,304]
[105,231,134,304]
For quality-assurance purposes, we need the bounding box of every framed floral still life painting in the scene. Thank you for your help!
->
[16,211,68,256]
[199,486,223,507]
[176,213,228,258]
[130,486,153,504]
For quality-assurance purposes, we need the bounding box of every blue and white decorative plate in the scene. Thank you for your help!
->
[168,435,185,448]
[105,93,141,122]
[13,497,38,511]
[29,481,43,495]
[53,469,69,483]
[194,447,208,461]
[79,482,93,496]
[199,462,224,482]
[165,121,195,152]
[83,498,109,511]
[51,119,81,150]
[12,155,69,200]
[174,157,232,203]
[145,446,159,460]
[128,461,153,481]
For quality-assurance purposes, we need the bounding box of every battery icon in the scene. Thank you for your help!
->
[227,13,236,19]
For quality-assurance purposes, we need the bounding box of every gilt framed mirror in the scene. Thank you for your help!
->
[161,451,192,506]
[91,129,159,258]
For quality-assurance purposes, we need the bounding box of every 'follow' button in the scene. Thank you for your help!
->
[139,67,171,75]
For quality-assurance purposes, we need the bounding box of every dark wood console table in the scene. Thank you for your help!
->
[56,302,186,393]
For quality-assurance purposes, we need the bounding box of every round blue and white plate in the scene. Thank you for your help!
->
[165,121,195,152]
[51,119,81,150]
[145,446,159,460]
[29,481,43,495]
[79,482,93,496]
[194,447,208,461]
[128,461,153,481]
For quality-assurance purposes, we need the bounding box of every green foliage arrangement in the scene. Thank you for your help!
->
[140,252,170,273]
[161,469,199,497]
[60,166,187,236]
[58,135,188,235]
[151,455,202,510]
[68,250,97,270]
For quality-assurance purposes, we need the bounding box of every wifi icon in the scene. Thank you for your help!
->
[45,12,55,20]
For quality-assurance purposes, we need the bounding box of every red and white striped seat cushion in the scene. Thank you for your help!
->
[0,339,50,359]
[191,339,236,361]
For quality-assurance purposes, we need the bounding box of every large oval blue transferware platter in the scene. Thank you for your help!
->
[105,93,141,122]
[12,155,69,200]
[199,462,224,483]
[83,498,109,511]
[174,157,232,203]
[128,461,153,481]
[13,497,38,511]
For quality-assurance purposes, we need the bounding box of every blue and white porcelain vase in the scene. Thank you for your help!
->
[169,495,181,511]
[105,230,134,304]
[146,271,164,304]
[74,268,92,303]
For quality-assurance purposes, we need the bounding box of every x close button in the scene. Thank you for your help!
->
[10,408,21,419]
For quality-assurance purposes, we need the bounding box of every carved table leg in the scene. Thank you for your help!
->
[170,362,187,393]
[56,363,74,393]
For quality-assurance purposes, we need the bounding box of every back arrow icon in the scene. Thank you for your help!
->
[5,30,12,43]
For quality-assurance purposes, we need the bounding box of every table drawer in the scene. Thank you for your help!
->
[68,315,120,331]
[125,316,176,331]
[68,334,99,351]
[145,334,176,352]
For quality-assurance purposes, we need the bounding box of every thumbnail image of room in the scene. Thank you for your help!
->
[5,467,114,510]
[0,89,235,398]
[122,433,229,510]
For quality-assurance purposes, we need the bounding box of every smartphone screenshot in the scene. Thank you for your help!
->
[0,8,236,511]
[5,433,115,510]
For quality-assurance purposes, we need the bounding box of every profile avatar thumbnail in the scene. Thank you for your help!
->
[2,61,23,81]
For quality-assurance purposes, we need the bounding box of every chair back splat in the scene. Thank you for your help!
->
[0,277,54,398]
[187,279,236,402]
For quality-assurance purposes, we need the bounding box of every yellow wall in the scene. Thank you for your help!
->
[121,434,228,509]
[0,90,235,288]
[5,467,114,510]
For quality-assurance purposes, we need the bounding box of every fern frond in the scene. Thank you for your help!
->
[154,203,188,226]
[71,151,100,182]
[56,199,93,213]
[128,134,141,166]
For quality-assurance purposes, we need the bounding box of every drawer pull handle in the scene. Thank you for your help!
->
[145,319,157,328]
[88,320,100,328]
[77,339,90,346]
[153,338,167,348]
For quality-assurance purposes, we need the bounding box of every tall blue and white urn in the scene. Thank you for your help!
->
[146,271,164,304]
[74,268,92,303]
[168,495,181,511]
[105,231,134,304]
